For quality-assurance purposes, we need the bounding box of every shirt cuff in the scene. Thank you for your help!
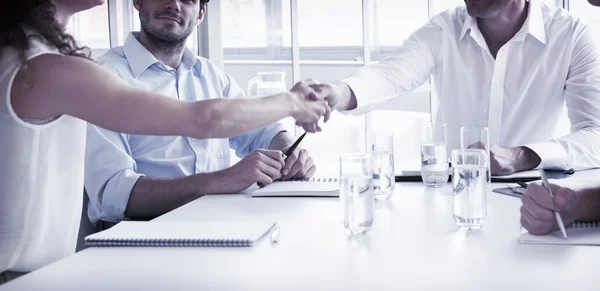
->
[525,141,569,170]
[340,77,377,116]
[88,169,144,224]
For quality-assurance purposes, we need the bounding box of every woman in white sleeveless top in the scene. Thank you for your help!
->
[0,0,331,281]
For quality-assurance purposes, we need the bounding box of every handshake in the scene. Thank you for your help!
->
[286,80,350,133]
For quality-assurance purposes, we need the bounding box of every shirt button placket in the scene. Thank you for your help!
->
[488,45,509,146]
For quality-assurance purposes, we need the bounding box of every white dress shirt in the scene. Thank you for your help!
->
[85,33,285,224]
[343,0,600,170]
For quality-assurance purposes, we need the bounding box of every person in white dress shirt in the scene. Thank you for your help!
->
[518,0,600,237]
[304,0,600,176]
[0,0,330,283]
[84,0,321,226]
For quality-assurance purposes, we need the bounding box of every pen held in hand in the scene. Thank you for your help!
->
[284,132,307,162]
[538,168,568,239]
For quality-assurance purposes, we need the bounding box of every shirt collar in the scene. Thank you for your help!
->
[520,0,547,45]
[122,32,203,78]
[122,32,159,78]
[459,0,547,45]
[181,46,203,76]
[459,12,479,42]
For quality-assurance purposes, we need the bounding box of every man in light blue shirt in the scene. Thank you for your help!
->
[85,0,316,224]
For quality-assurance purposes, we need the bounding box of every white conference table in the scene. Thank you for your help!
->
[3,180,600,290]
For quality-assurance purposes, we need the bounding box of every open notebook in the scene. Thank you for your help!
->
[85,221,277,247]
[252,177,339,197]
[519,221,600,246]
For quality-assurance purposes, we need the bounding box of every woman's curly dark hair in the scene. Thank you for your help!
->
[0,0,91,59]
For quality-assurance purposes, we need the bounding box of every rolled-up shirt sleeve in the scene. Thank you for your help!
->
[85,123,144,224]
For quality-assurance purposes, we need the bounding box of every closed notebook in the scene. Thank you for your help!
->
[396,169,570,183]
[519,221,600,246]
[252,177,339,197]
[85,221,276,247]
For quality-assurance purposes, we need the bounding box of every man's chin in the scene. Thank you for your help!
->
[588,0,600,6]
[466,8,485,18]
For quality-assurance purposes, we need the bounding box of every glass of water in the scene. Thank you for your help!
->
[367,132,395,200]
[420,123,449,187]
[460,127,491,190]
[451,149,488,230]
[340,153,374,235]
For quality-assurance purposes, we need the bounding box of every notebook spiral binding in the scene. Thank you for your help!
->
[571,221,600,228]
[85,238,253,247]
[280,177,339,182]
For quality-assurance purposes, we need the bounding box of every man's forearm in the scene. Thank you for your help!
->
[124,172,226,220]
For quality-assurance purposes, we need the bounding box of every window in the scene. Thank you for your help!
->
[569,0,600,31]
[430,0,465,15]
[222,0,289,61]
[222,0,268,48]
[297,0,363,48]
[68,4,110,57]
[116,0,135,46]
[370,0,428,61]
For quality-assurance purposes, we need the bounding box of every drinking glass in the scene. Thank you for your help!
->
[452,149,488,230]
[460,127,491,190]
[367,132,395,200]
[421,123,449,187]
[340,154,374,235]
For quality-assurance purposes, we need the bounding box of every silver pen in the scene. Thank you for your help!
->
[538,168,568,239]
[270,226,280,243]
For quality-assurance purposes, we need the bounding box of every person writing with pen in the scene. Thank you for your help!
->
[520,177,600,236]
[83,0,323,228]
[520,0,600,236]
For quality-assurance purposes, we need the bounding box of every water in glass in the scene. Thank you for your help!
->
[340,175,374,235]
[372,151,394,200]
[421,143,449,187]
[453,164,487,229]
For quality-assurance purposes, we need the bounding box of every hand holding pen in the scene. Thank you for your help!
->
[279,132,316,180]
[519,171,580,237]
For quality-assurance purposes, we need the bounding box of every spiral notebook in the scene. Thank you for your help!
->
[519,221,600,246]
[252,177,339,197]
[85,221,277,247]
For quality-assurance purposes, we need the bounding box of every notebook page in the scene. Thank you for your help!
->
[252,177,339,197]
[519,221,600,246]
[85,221,276,243]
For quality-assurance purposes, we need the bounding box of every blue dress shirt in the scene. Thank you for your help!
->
[85,32,285,224]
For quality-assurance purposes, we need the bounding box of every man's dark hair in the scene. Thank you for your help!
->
[201,0,210,7]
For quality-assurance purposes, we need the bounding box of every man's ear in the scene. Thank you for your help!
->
[133,0,142,12]
[197,5,207,25]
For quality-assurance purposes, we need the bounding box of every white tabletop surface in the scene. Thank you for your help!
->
[2,180,600,290]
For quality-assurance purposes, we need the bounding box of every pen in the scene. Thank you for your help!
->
[284,132,307,162]
[538,168,568,239]
[270,226,280,243]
